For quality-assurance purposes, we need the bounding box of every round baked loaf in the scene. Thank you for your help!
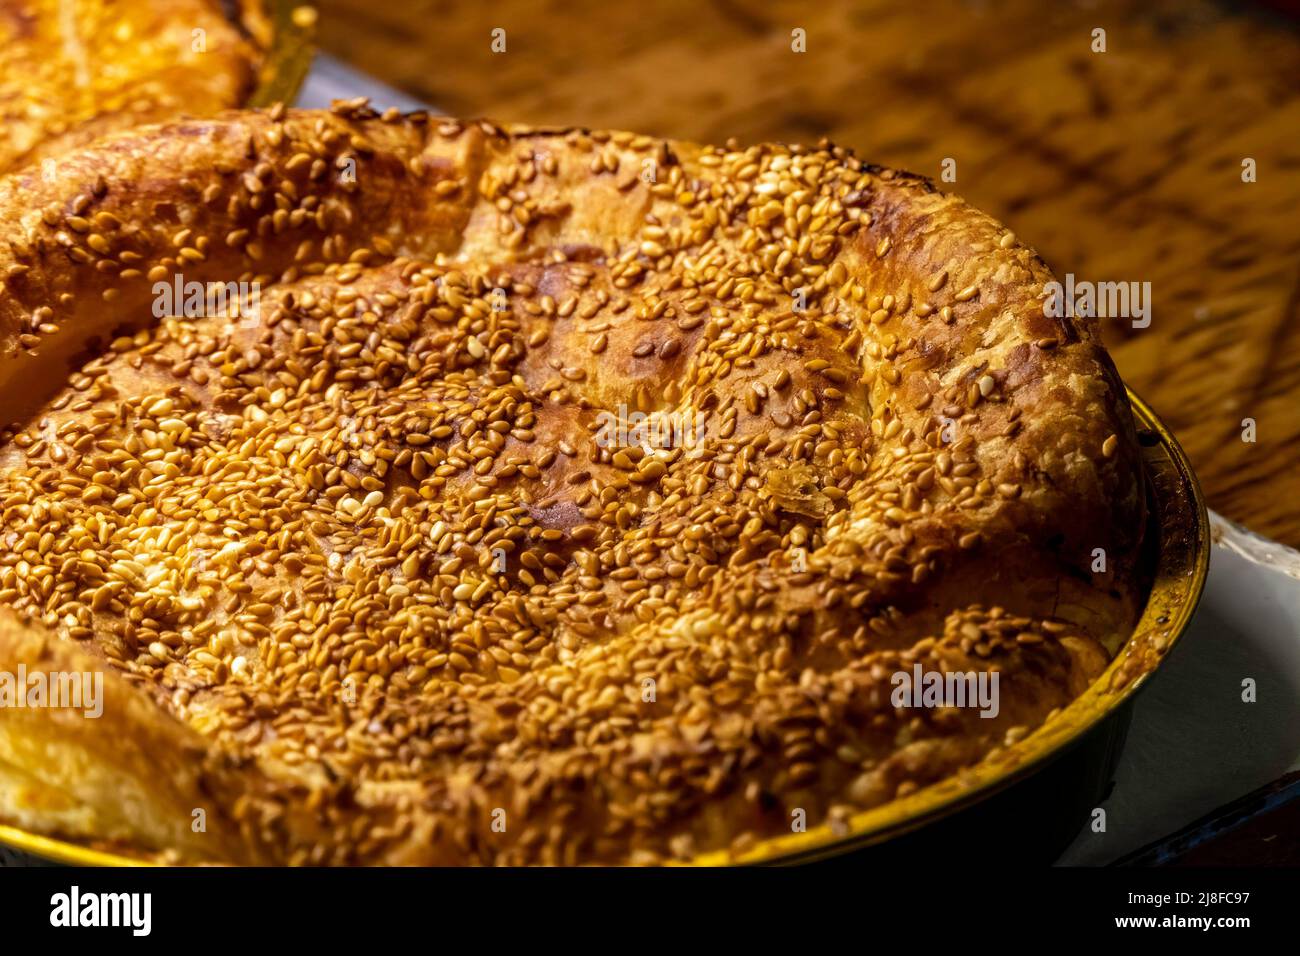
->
[0,104,1145,864]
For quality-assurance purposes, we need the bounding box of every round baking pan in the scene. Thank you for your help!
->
[0,389,1209,866]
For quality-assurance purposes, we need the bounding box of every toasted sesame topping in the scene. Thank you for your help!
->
[0,106,1138,866]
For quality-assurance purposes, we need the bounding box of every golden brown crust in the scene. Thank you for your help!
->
[0,0,266,175]
[0,105,1144,864]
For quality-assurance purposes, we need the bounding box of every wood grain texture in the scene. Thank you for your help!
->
[315,0,1300,546]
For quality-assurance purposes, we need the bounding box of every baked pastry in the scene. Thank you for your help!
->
[0,0,270,175]
[0,103,1146,864]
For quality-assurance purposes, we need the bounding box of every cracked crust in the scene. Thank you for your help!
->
[0,106,1144,864]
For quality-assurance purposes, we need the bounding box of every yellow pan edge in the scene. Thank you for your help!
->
[0,822,151,867]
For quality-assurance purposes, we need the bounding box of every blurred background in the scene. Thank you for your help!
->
[313,0,1300,546]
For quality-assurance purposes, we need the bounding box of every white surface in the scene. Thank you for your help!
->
[1059,515,1300,863]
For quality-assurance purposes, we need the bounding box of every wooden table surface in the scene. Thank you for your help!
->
[316,0,1300,546]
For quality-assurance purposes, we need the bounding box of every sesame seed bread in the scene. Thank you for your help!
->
[0,104,1145,864]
